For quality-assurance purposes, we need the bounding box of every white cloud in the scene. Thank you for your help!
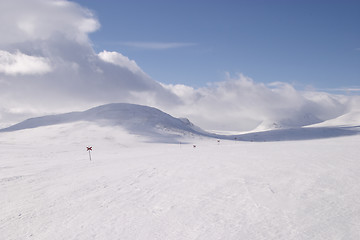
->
[98,51,145,75]
[119,41,196,50]
[0,0,180,126]
[0,0,100,46]
[0,50,52,75]
[163,74,350,131]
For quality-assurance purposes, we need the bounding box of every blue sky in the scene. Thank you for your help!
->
[73,0,359,92]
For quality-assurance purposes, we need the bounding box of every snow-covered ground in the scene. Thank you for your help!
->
[1,104,360,239]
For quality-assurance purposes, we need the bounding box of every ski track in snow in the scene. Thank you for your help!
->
[1,123,360,239]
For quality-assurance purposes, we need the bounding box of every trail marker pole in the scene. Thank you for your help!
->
[87,146,92,161]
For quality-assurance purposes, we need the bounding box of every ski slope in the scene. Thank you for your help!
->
[1,104,360,239]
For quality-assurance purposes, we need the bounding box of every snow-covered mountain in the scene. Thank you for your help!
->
[1,102,359,142]
[308,111,360,128]
[1,107,360,240]
[1,103,360,239]
[0,103,211,142]
[254,113,322,131]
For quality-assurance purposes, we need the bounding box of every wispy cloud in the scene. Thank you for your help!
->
[119,41,196,50]
[326,88,360,92]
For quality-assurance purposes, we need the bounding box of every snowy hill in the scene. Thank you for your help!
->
[1,102,360,143]
[1,104,360,239]
[308,111,360,128]
[232,110,360,142]
[234,126,359,142]
[1,116,360,239]
[254,113,322,131]
[0,103,210,142]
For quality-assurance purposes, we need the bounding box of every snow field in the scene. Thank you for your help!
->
[1,122,360,239]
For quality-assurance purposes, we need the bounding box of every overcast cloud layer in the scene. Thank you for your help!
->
[0,0,359,130]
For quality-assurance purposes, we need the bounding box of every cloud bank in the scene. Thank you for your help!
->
[0,0,180,127]
[163,74,353,131]
[0,0,358,131]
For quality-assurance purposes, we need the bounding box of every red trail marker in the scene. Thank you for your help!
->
[86,146,92,161]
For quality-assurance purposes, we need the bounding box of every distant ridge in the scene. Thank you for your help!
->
[0,103,209,139]
[1,103,359,142]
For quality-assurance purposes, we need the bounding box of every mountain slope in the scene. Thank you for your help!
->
[2,120,360,239]
[0,103,209,142]
[308,111,360,128]
[1,103,359,142]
